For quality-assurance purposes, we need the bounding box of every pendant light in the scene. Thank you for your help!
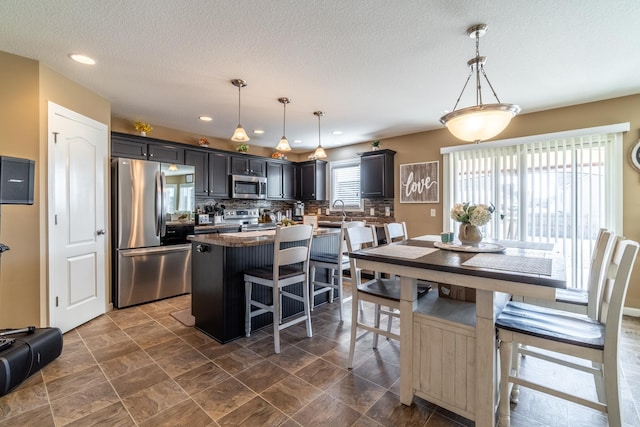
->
[275,97,292,151]
[439,24,520,143]
[313,111,327,159]
[230,79,250,142]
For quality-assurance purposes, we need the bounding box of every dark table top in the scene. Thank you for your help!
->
[350,238,566,289]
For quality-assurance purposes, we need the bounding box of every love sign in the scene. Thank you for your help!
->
[399,161,439,203]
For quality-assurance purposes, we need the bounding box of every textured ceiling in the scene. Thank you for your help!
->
[2,0,639,152]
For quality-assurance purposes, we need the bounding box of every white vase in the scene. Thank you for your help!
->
[458,223,482,246]
[140,131,146,137]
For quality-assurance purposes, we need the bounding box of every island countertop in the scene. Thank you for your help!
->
[188,227,339,247]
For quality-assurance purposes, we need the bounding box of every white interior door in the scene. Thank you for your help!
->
[48,102,108,333]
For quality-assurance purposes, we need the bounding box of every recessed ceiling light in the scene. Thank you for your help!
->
[332,131,343,135]
[293,140,302,143]
[68,53,95,65]
[199,116,213,121]
[253,130,264,134]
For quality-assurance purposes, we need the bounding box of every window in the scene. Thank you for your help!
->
[329,159,362,211]
[442,123,627,288]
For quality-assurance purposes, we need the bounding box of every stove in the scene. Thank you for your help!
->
[223,209,259,226]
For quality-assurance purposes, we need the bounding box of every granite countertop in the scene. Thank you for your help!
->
[194,224,241,232]
[189,227,339,247]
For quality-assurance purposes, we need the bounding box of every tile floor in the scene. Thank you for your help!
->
[0,293,639,426]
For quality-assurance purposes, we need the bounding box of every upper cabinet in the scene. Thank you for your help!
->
[111,132,184,163]
[267,160,296,200]
[298,160,327,201]
[184,149,229,198]
[230,155,266,177]
[360,149,395,199]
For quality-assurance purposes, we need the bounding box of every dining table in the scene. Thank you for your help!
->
[348,235,566,427]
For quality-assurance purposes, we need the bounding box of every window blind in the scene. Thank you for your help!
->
[330,159,362,209]
[442,127,624,288]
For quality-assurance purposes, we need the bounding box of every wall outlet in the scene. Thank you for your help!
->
[385,206,390,216]
[369,208,375,216]
[430,208,436,217]
[326,208,330,215]
[317,208,322,215]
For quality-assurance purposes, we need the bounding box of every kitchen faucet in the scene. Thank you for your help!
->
[332,199,346,222]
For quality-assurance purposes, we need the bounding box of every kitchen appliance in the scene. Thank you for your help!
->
[111,158,195,308]
[224,208,277,231]
[231,174,267,199]
[293,201,304,220]
[195,213,212,225]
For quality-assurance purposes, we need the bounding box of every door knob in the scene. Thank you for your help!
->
[97,229,106,235]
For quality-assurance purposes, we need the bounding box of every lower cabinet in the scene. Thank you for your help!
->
[412,293,477,420]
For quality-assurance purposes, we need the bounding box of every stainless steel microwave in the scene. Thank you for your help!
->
[231,174,267,199]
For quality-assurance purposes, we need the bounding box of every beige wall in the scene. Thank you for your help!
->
[0,51,110,327]
[0,51,40,326]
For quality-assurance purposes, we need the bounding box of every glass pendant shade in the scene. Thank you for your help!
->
[276,136,291,151]
[230,79,250,142]
[313,145,327,159]
[441,24,520,143]
[231,125,250,142]
[440,103,520,142]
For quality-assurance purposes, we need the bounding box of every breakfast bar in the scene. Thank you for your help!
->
[349,237,565,427]
[189,228,339,343]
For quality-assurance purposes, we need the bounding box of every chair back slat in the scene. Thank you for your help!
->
[273,224,313,270]
[602,239,639,354]
[587,228,617,319]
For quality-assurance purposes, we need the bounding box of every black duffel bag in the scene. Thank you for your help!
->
[0,327,63,396]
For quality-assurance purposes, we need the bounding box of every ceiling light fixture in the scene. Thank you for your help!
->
[168,163,178,172]
[230,79,250,142]
[199,116,212,122]
[275,97,292,151]
[313,111,327,159]
[68,53,95,65]
[439,24,520,143]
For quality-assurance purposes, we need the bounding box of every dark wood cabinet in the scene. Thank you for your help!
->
[111,132,184,163]
[184,149,229,198]
[208,152,229,198]
[267,161,296,200]
[230,155,266,177]
[298,160,327,201]
[360,149,395,199]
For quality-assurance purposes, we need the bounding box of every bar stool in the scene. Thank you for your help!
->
[244,224,314,353]
[497,238,638,427]
[309,221,365,321]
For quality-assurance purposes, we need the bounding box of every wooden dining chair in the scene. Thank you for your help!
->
[522,228,616,317]
[244,224,314,353]
[496,238,639,427]
[383,222,407,244]
[344,225,402,368]
[308,221,365,321]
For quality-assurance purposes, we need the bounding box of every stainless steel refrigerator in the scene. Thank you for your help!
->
[112,158,194,308]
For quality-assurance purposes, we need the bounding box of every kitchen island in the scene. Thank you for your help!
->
[189,228,339,343]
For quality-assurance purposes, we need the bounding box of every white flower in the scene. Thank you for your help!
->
[450,202,494,226]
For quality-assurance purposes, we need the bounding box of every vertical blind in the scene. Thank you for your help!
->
[442,125,625,288]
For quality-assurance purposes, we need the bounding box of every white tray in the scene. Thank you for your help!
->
[434,241,506,253]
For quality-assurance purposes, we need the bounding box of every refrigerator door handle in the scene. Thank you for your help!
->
[155,171,162,237]
[160,171,167,237]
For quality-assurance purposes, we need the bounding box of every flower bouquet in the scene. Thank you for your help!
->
[134,121,152,135]
[450,202,495,226]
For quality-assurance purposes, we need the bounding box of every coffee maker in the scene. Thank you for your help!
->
[293,201,304,220]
